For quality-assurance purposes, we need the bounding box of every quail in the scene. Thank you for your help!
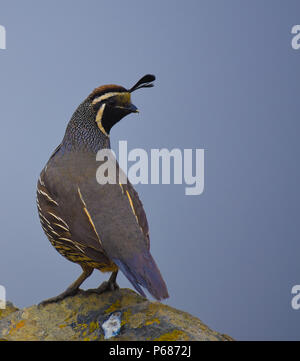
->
[37,75,169,304]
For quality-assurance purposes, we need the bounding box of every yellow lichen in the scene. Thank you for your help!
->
[15,320,25,330]
[89,321,99,333]
[145,318,160,326]
[145,303,160,318]
[105,300,121,314]
[121,309,132,326]
[8,320,26,336]
[64,311,77,322]
[126,312,145,328]
[154,329,188,341]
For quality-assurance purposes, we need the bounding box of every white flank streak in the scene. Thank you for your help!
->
[53,223,69,232]
[47,212,69,229]
[39,190,58,206]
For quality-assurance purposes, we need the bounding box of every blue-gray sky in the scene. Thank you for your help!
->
[0,0,300,340]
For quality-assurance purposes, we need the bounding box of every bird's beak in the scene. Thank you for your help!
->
[115,103,139,113]
[127,103,139,113]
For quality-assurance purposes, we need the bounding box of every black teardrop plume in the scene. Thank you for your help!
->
[129,74,156,93]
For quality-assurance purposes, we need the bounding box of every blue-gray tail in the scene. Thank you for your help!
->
[113,252,169,300]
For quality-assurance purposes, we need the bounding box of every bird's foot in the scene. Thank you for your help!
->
[39,287,84,306]
[84,280,119,295]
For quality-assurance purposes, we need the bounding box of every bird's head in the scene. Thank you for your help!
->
[88,74,155,137]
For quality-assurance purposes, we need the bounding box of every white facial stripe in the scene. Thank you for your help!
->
[92,92,123,105]
[95,103,109,137]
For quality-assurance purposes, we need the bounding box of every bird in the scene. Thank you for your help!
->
[37,74,169,304]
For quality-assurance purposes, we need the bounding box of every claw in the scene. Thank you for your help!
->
[84,280,119,295]
[39,288,84,306]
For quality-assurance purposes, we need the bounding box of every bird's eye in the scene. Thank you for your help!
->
[106,97,117,106]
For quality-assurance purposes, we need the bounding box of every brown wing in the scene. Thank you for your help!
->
[37,167,116,271]
[119,180,150,250]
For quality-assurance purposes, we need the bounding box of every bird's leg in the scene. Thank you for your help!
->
[39,266,94,305]
[85,270,119,294]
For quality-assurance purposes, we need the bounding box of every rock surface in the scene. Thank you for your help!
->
[0,289,233,341]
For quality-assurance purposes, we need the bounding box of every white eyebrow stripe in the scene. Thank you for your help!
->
[92,92,122,105]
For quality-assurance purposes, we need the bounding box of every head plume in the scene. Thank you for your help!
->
[129,74,156,93]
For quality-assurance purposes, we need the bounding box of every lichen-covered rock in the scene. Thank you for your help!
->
[0,289,233,341]
[0,302,19,321]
